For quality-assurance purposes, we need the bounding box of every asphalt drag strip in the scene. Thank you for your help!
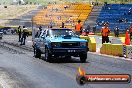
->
[0,67,27,88]
[0,43,132,88]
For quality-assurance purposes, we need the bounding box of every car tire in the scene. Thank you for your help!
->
[35,49,41,59]
[45,46,52,62]
[80,53,87,63]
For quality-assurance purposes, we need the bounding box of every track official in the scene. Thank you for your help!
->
[75,20,82,35]
[101,23,110,44]
[130,26,132,41]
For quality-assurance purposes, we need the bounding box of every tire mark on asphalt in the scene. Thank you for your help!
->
[0,67,27,88]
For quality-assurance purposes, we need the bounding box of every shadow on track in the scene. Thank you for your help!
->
[40,56,89,63]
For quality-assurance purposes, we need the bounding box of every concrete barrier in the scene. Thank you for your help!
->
[105,43,112,55]
[111,44,124,56]
[100,43,124,57]
[100,43,132,58]
[125,45,132,58]
[119,37,125,44]
[80,35,96,52]
[100,43,106,54]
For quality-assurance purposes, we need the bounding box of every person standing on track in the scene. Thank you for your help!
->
[75,20,82,35]
[130,26,132,41]
[101,23,110,44]
[20,26,28,45]
[35,26,42,38]
[114,26,119,37]
[18,26,22,42]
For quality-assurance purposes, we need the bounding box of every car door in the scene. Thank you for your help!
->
[39,30,47,53]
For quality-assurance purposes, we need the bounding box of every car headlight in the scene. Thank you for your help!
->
[80,42,86,46]
[51,42,61,47]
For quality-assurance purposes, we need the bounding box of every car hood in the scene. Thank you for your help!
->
[49,36,87,42]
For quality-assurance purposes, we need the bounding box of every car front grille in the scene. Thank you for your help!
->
[61,42,80,48]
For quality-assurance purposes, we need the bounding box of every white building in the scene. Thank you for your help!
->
[12,0,25,5]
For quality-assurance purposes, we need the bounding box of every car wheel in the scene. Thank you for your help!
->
[45,46,51,62]
[80,53,87,63]
[35,49,41,59]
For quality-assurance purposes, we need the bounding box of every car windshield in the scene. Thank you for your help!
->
[49,29,77,37]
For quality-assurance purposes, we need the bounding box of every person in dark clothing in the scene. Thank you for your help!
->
[114,26,119,37]
[61,22,65,28]
[85,25,91,34]
[18,26,21,42]
[35,26,42,38]
[20,26,28,45]
[93,26,96,33]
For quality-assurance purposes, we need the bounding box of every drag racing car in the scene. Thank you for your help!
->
[33,28,88,62]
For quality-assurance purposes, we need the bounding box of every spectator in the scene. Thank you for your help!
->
[20,26,28,45]
[130,26,132,41]
[93,26,96,33]
[100,21,103,25]
[81,25,90,35]
[64,5,68,10]
[75,20,82,35]
[35,26,42,38]
[57,16,61,20]
[18,26,21,42]
[114,26,119,37]
[118,19,123,23]
[61,22,65,28]
[128,8,132,15]
[85,24,91,34]
[101,23,110,44]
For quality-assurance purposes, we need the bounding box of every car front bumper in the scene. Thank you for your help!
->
[50,48,88,56]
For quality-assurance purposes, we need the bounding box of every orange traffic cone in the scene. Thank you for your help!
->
[124,31,130,45]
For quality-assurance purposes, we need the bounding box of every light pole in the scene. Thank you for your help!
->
[31,17,35,40]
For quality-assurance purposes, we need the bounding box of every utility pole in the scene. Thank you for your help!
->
[31,17,35,40]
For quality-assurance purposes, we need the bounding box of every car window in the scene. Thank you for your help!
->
[40,30,46,38]
[49,29,77,37]
[46,30,50,37]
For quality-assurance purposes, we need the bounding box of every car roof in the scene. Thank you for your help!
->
[41,28,72,33]
[49,28,72,30]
